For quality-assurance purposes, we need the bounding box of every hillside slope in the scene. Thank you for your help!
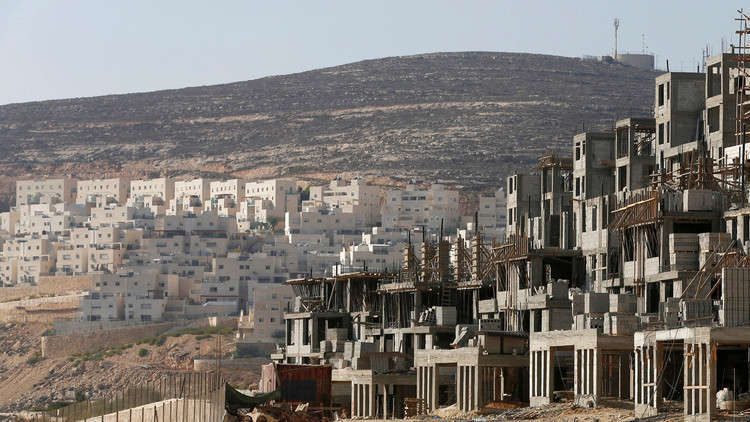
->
[0,52,658,198]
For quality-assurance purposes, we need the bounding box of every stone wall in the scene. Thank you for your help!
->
[0,275,92,303]
[41,322,177,358]
[0,294,81,323]
[193,357,266,371]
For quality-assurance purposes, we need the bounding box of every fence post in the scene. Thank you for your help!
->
[182,373,187,422]
[192,372,197,422]
[201,372,206,421]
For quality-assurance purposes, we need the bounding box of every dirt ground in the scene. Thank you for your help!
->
[0,321,267,413]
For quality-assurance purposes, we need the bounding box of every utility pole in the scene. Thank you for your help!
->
[614,18,620,58]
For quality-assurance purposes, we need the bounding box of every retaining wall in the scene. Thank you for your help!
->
[0,275,92,303]
[41,322,177,358]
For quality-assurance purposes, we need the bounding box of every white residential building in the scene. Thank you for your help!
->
[16,178,77,206]
[243,179,299,224]
[476,187,507,238]
[309,177,382,227]
[382,183,460,231]
[76,177,131,205]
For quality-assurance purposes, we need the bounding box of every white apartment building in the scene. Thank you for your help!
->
[79,291,123,321]
[156,212,237,235]
[476,187,507,237]
[210,179,245,202]
[56,245,88,275]
[244,179,299,223]
[285,203,358,236]
[130,177,174,203]
[82,269,166,322]
[16,178,77,206]
[76,177,131,205]
[0,210,19,234]
[338,227,406,273]
[129,178,174,215]
[382,183,461,232]
[339,242,403,273]
[16,203,88,236]
[88,245,124,273]
[309,177,382,227]
[89,205,135,227]
[174,178,214,202]
[238,284,294,342]
[0,236,57,285]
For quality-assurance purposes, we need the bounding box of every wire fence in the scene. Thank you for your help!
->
[28,371,225,422]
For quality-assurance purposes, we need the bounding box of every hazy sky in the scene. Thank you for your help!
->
[0,0,742,105]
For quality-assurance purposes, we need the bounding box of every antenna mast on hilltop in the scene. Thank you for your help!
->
[613,18,620,58]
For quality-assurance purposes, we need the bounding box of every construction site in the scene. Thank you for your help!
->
[251,11,750,422]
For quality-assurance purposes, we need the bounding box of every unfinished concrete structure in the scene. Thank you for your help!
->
[274,213,578,417]
[270,16,750,421]
[524,22,750,419]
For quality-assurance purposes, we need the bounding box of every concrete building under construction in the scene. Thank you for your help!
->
[271,15,750,421]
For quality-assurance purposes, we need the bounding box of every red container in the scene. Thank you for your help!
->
[264,363,332,406]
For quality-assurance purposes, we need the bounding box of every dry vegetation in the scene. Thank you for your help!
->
[0,322,265,413]
[0,52,656,209]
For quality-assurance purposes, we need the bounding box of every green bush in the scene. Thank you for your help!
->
[26,352,44,365]
[137,348,149,357]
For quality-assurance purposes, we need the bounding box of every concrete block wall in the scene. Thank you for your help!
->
[41,322,176,358]
[0,275,93,303]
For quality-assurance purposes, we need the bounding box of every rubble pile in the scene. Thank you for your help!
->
[235,404,331,422]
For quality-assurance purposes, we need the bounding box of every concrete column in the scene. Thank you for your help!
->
[574,349,579,398]
[381,384,387,418]
[425,366,431,410]
[644,346,650,407]
[476,365,484,409]
[418,366,424,409]
[586,349,596,395]
[425,365,431,410]
[425,366,433,410]
[361,384,366,417]
[653,343,662,411]
[580,349,586,396]
[464,366,469,411]
[706,341,716,419]
[547,349,553,399]
[499,368,505,402]
[593,347,599,401]
[352,382,358,418]
[369,383,376,418]
[682,343,695,416]
[468,365,474,410]
[431,366,438,411]
[530,352,535,398]
[699,343,704,414]
[635,348,641,405]
[456,366,463,411]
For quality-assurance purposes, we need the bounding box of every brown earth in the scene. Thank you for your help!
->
[0,321,265,413]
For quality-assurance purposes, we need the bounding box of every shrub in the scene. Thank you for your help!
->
[26,352,44,365]
[137,348,149,357]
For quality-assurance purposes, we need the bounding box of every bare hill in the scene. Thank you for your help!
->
[0,52,658,203]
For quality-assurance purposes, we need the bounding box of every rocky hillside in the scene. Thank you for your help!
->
[0,52,658,204]
[0,321,261,413]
